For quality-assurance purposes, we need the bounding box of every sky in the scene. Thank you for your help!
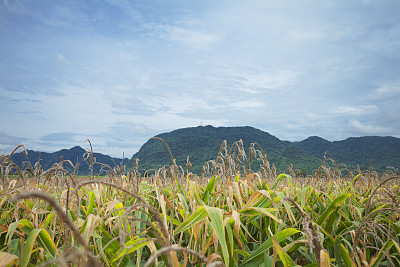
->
[1,0,399,158]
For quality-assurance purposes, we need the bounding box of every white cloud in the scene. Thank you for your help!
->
[1,0,400,156]
[333,105,378,116]
[374,82,400,95]
[349,119,392,136]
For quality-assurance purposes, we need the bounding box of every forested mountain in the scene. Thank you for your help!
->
[127,125,298,173]
[6,146,128,175]
[5,126,399,176]
[127,125,400,174]
[295,136,400,171]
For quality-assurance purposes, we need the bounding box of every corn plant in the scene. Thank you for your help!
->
[0,141,399,266]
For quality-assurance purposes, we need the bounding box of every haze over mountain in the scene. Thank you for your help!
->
[128,126,400,174]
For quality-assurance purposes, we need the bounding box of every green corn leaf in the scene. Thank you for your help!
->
[20,229,42,267]
[369,240,399,267]
[202,176,218,204]
[10,239,19,257]
[177,193,189,213]
[136,210,148,266]
[165,215,182,226]
[242,190,270,209]
[17,219,35,234]
[272,174,292,190]
[226,221,234,259]
[240,228,299,266]
[304,263,319,267]
[299,187,308,208]
[287,241,306,253]
[95,238,106,263]
[86,190,96,214]
[13,219,57,259]
[316,193,351,226]
[5,221,19,248]
[234,249,250,258]
[37,228,57,257]
[265,254,274,266]
[205,206,230,266]
[194,185,205,206]
[392,222,400,235]
[112,237,150,263]
[99,226,121,261]
[334,236,344,267]
[352,174,362,184]
[239,207,283,225]
[272,238,296,267]
[334,236,353,267]
[240,253,265,267]
[174,206,207,234]
[325,206,340,234]
[44,213,55,228]
[275,192,297,225]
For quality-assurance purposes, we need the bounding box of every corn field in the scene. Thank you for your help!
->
[0,140,399,266]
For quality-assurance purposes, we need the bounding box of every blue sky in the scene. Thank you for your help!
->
[1,0,399,158]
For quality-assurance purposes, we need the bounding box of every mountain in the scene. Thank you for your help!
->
[295,136,400,171]
[127,126,321,173]
[5,126,399,176]
[6,146,129,175]
[128,126,400,174]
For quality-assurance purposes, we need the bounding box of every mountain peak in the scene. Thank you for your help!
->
[68,146,85,152]
[130,126,294,173]
[301,136,330,143]
[129,126,400,173]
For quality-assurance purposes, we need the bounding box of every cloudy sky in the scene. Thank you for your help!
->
[1,0,399,158]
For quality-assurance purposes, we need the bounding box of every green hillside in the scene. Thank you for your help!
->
[295,136,400,170]
[275,145,323,172]
[8,146,128,175]
[5,126,399,175]
[128,126,400,174]
[128,126,320,173]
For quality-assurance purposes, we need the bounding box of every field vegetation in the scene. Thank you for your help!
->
[0,140,399,266]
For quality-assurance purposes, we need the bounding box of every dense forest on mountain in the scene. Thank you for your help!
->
[8,146,128,175]
[6,126,399,175]
[128,126,400,174]
[295,135,400,170]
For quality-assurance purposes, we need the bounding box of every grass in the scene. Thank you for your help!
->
[0,140,399,266]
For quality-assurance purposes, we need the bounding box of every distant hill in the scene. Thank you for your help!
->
[6,146,128,175]
[5,126,399,176]
[127,125,400,174]
[295,136,400,171]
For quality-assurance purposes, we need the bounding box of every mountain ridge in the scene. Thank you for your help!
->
[4,126,399,175]
[128,125,400,173]
[5,146,128,175]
